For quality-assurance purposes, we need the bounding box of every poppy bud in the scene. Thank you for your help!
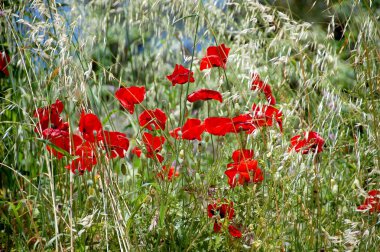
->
[88,187,95,196]
[179,149,184,158]
[204,135,210,142]
[197,142,203,152]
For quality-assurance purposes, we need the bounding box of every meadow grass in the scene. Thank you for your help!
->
[0,0,379,251]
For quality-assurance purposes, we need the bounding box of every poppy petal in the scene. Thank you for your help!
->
[166,64,195,86]
[213,221,222,233]
[232,149,254,163]
[181,118,205,141]
[98,131,129,158]
[139,109,167,131]
[115,86,146,114]
[204,117,233,136]
[43,128,82,159]
[34,99,65,133]
[200,44,230,71]
[169,127,181,139]
[228,225,242,238]
[289,131,325,154]
[132,146,142,157]
[142,132,165,155]
[251,74,276,105]
[79,112,103,142]
[187,89,223,103]
[0,52,10,76]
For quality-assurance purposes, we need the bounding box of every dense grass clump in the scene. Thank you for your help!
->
[0,0,379,251]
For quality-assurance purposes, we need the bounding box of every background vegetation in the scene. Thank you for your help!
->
[0,0,379,251]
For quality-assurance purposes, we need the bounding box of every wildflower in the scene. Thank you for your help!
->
[231,149,254,163]
[34,99,65,133]
[0,52,10,76]
[157,166,179,181]
[289,131,325,154]
[187,89,223,103]
[357,190,380,213]
[251,104,283,131]
[132,146,142,157]
[204,114,256,136]
[139,109,167,131]
[232,113,256,134]
[204,117,233,136]
[200,44,230,71]
[228,225,242,238]
[170,118,205,141]
[208,200,236,235]
[115,86,146,114]
[225,159,264,188]
[169,127,181,139]
[251,74,276,105]
[166,64,195,86]
[207,200,234,220]
[213,221,222,233]
[42,128,82,159]
[79,112,103,143]
[225,149,263,188]
[98,131,129,158]
[66,141,97,175]
[142,132,165,163]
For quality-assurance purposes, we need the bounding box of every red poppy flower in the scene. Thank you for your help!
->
[231,149,254,163]
[132,146,142,157]
[34,99,65,133]
[251,104,283,131]
[42,128,82,159]
[169,127,181,139]
[207,200,234,220]
[142,132,165,153]
[213,221,222,233]
[182,119,205,140]
[166,64,195,86]
[289,131,325,154]
[187,89,223,103]
[139,109,167,131]
[157,166,179,181]
[232,113,256,134]
[142,132,165,163]
[251,74,276,105]
[115,86,146,114]
[147,153,164,163]
[204,115,256,136]
[170,118,205,141]
[0,52,10,76]
[226,149,264,188]
[225,159,264,188]
[200,44,230,71]
[66,141,97,174]
[357,190,380,213]
[79,112,102,142]
[98,131,129,158]
[228,225,242,238]
[204,117,233,136]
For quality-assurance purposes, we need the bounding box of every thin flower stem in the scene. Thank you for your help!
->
[313,153,321,250]
[181,14,200,127]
